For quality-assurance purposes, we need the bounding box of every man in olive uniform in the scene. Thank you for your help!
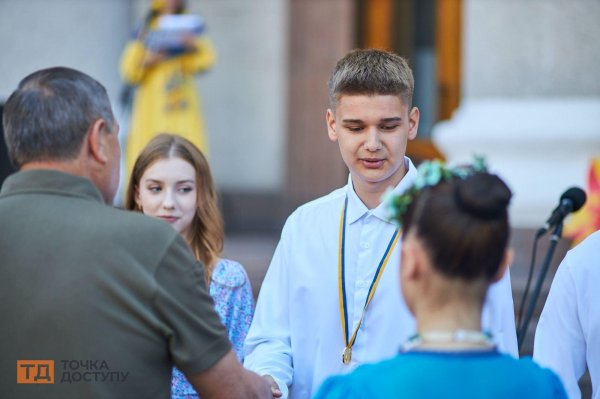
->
[0,67,270,399]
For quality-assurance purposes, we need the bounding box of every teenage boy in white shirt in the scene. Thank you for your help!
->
[244,49,518,399]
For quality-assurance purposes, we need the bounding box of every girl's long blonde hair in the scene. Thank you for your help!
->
[125,133,224,282]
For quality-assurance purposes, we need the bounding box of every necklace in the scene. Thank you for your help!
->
[338,196,400,365]
[401,329,495,352]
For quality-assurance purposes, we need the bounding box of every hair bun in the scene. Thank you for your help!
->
[453,173,512,220]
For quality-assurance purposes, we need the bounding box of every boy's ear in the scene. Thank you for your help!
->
[407,106,419,140]
[87,118,110,164]
[326,109,338,142]
[493,248,514,282]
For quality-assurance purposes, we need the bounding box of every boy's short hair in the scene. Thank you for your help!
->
[327,48,414,110]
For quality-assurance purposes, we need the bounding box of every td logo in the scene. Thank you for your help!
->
[17,360,54,384]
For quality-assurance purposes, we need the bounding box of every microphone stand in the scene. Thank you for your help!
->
[517,222,563,350]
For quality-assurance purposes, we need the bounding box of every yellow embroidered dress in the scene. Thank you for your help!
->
[120,24,215,171]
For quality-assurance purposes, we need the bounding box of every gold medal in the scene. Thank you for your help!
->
[338,196,400,365]
[342,347,352,365]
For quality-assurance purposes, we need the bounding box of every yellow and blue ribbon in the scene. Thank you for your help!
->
[338,196,400,363]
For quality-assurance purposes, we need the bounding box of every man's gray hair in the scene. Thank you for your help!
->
[327,48,414,110]
[3,67,114,168]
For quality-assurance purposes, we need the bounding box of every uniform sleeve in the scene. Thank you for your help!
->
[153,235,231,375]
[483,268,518,357]
[244,218,294,399]
[181,36,215,74]
[534,257,586,399]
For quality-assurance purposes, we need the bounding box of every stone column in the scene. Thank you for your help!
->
[286,0,355,209]
[433,0,600,227]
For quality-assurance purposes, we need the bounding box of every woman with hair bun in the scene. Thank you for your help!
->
[314,159,567,399]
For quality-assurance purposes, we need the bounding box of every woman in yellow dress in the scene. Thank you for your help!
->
[120,0,215,172]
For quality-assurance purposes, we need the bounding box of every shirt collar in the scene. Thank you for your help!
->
[0,169,105,203]
[345,157,417,225]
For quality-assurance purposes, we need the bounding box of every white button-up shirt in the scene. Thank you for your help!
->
[534,230,600,399]
[244,158,518,399]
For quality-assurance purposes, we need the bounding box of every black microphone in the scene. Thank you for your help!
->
[536,187,587,237]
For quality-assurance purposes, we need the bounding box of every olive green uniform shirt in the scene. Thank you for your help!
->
[0,170,231,398]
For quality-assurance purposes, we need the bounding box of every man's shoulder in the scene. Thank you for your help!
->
[101,206,180,243]
[69,204,181,259]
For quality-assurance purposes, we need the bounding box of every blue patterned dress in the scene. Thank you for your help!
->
[171,259,254,398]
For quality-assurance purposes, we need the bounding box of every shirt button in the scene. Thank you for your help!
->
[361,242,370,249]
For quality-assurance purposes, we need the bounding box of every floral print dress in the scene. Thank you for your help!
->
[171,259,254,399]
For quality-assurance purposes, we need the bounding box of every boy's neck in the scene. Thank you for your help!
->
[351,168,407,210]
[352,184,386,210]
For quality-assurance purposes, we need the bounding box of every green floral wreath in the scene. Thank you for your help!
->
[384,155,488,226]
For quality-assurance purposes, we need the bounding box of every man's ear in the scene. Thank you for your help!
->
[87,118,109,164]
[493,248,514,282]
[326,109,338,142]
[408,106,419,140]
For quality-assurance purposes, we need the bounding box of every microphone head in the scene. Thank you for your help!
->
[560,187,587,212]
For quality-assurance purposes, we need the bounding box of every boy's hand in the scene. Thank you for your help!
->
[262,375,282,398]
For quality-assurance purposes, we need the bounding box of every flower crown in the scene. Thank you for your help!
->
[384,156,488,226]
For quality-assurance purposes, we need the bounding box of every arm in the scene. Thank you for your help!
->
[120,40,156,85]
[154,235,258,394]
[187,349,271,399]
[244,221,295,398]
[181,35,215,74]
[534,259,586,399]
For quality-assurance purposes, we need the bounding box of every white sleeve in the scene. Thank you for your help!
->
[244,219,293,399]
[483,268,518,357]
[534,258,586,399]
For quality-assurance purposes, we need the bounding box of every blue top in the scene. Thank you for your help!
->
[313,349,567,399]
[171,259,254,399]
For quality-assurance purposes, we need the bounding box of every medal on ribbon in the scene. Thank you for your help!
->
[338,196,400,365]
